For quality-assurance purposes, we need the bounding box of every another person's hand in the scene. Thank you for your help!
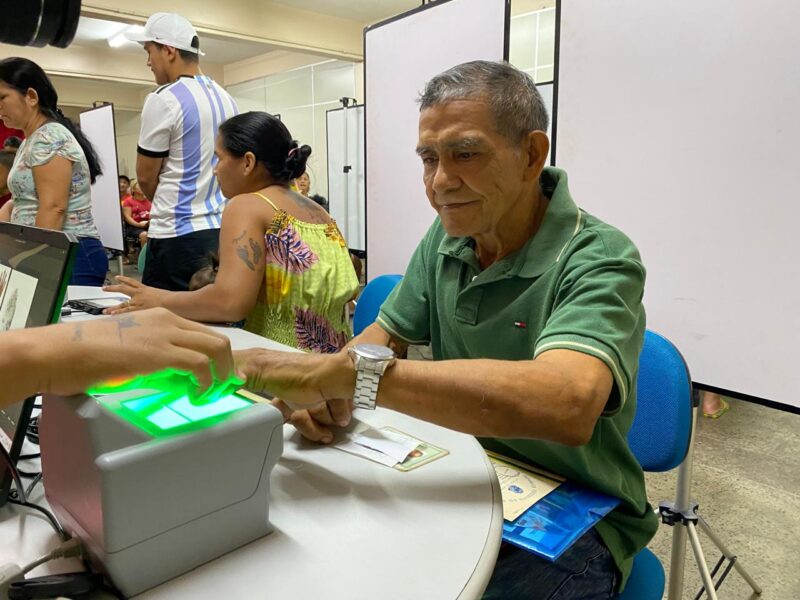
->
[49,308,234,396]
[103,276,169,314]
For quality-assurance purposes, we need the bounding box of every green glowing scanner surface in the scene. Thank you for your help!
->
[105,392,253,437]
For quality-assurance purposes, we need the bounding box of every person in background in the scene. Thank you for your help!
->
[295,170,329,211]
[3,135,22,153]
[702,391,729,419]
[0,57,108,285]
[121,178,152,250]
[0,308,234,410]
[0,149,14,213]
[127,12,238,292]
[119,174,131,202]
[104,111,359,353]
[233,61,657,599]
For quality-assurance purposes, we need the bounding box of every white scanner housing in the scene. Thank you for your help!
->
[40,390,283,596]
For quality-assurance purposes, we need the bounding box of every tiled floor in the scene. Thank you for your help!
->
[645,397,800,599]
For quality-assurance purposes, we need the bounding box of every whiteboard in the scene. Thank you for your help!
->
[79,104,124,252]
[326,105,365,251]
[554,1,800,410]
[365,0,509,278]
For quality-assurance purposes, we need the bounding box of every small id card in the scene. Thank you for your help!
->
[384,427,450,472]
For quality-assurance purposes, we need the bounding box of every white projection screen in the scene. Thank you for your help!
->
[365,0,509,279]
[79,104,124,252]
[554,1,800,411]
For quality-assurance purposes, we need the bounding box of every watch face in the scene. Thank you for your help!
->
[355,344,395,361]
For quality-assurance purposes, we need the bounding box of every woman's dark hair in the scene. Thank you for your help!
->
[218,111,311,183]
[0,57,102,183]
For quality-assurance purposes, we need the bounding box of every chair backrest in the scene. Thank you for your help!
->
[627,330,694,472]
[353,274,403,336]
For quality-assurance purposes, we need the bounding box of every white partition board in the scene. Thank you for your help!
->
[79,104,124,252]
[555,1,800,410]
[326,105,365,251]
[365,0,509,278]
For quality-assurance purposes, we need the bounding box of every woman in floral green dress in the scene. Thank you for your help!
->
[105,112,358,353]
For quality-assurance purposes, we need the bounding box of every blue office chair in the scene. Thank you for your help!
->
[352,274,403,336]
[616,330,693,600]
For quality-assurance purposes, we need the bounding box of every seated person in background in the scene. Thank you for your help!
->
[122,178,152,249]
[105,111,359,353]
[0,308,234,410]
[188,252,218,291]
[0,149,14,214]
[295,170,329,211]
[233,61,657,599]
[3,135,22,153]
[118,174,131,203]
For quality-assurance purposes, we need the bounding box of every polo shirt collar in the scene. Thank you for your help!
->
[437,167,582,278]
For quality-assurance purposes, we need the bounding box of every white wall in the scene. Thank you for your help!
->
[227,60,358,201]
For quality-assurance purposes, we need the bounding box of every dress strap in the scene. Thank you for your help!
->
[253,192,281,212]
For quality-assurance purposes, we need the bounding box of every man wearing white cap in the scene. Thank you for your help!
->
[127,13,238,291]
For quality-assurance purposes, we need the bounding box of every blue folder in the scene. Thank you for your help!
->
[501,481,620,561]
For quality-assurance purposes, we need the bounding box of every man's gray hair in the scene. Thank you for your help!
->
[418,60,549,143]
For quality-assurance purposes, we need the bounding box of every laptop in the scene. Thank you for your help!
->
[0,222,78,506]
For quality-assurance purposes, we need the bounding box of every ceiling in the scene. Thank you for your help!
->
[74,17,280,65]
[273,0,420,24]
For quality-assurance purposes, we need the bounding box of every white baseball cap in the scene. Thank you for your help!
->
[126,13,205,56]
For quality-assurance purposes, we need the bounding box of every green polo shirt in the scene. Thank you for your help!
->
[377,167,658,590]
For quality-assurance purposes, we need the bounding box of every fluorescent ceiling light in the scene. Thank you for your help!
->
[108,25,144,48]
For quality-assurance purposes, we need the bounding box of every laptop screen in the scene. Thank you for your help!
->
[0,222,78,504]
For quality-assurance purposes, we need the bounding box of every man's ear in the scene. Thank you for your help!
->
[164,45,179,63]
[521,130,550,182]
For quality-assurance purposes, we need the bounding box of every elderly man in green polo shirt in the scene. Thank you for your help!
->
[235,60,657,599]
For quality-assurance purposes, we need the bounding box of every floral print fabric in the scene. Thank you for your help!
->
[244,202,359,353]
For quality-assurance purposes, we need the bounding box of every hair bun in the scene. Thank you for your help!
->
[284,142,312,180]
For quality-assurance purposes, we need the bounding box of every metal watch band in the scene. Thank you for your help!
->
[353,363,382,410]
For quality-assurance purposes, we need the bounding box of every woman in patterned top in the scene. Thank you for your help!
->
[0,58,108,285]
[105,112,359,353]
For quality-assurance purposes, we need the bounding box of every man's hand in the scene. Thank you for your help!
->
[103,276,169,315]
[272,399,353,444]
[235,348,356,442]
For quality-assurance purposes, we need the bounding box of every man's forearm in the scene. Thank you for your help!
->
[139,179,158,201]
[376,357,600,445]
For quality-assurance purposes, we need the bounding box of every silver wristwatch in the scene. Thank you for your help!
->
[348,344,397,410]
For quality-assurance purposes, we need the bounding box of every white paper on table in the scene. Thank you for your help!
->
[352,428,420,463]
[336,439,400,467]
[334,425,421,467]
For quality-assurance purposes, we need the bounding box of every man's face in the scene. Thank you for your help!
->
[417,99,531,240]
[119,178,130,196]
[144,42,170,86]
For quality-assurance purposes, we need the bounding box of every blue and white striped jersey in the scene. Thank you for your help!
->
[137,75,239,239]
